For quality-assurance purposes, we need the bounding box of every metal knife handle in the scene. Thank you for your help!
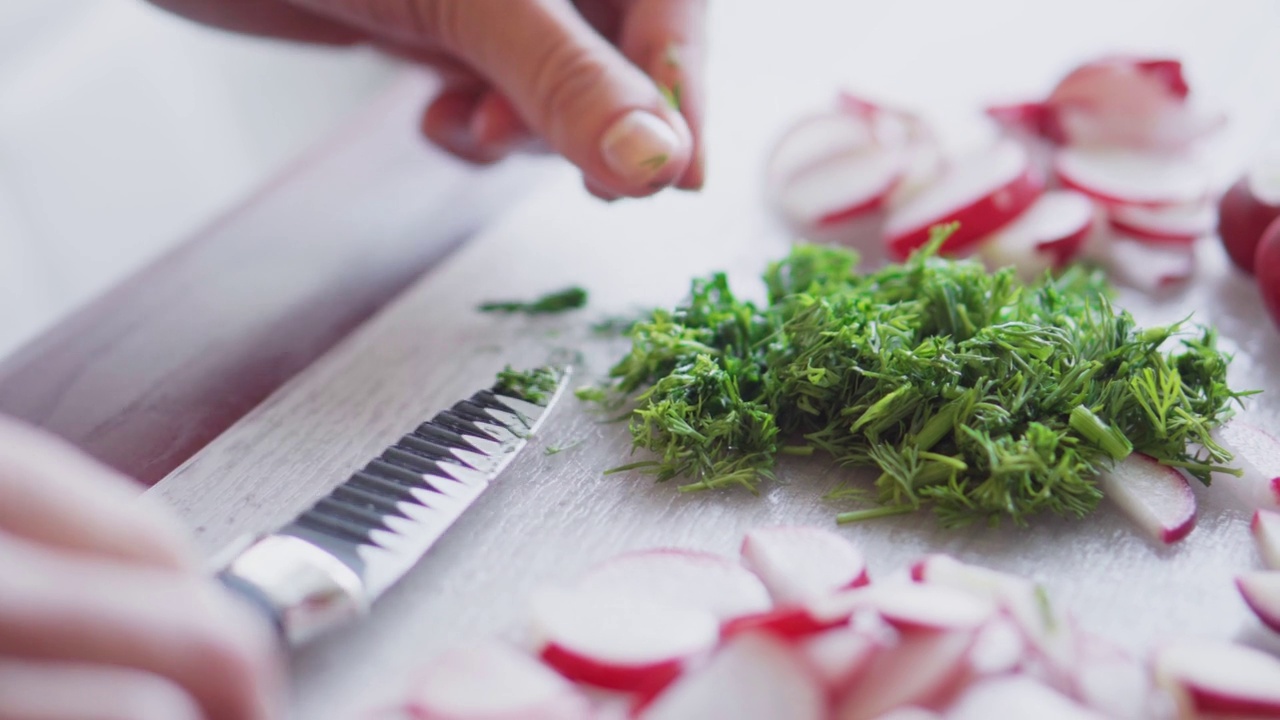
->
[216,534,369,646]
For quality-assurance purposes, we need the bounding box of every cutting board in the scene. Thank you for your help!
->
[150,2,1280,717]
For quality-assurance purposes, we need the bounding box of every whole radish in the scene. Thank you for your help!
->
[1220,173,1280,274]
[1257,216,1280,330]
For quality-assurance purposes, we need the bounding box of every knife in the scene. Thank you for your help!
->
[212,365,570,646]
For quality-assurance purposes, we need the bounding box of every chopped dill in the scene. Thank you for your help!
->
[582,226,1252,528]
[495,366,559,405]
[545,439,585,456]
[479,287,587,315]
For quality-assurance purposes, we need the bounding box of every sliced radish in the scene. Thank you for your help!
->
[1237,571,1280,633]
[1108,201,1215,245]
[836,628,976,720]
[986,102,1061,143]
[1044,56,1221,152]
[967,617,1026,677]
[977,189,1095,277]
[870,709,941,720]
[573,549,771,622]
[1155,641,1280,718]
[1054,148,1210,207]
[531,587,718,693]
[798,622,885,692]
[862,582,996,633]
[1254,509,1280,570]
[1072,638,1152,720]
[404,642,592,720]
[1259,219,1280,332]
[885,140,1043,259]
[1097,453,1197,544]
[1103,238,1195,293]
[946,676,1104,720]
[1219,165,1280,274]
[638,633,825,720]
[721,605,849,641]
[1211,421,1280,510]
[741,526,869,605]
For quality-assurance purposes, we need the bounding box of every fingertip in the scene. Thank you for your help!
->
[421,90,504,165]
[584,177,621,202]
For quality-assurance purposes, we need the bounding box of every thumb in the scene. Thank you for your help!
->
[443,0,693,195]
[293,0,693,195]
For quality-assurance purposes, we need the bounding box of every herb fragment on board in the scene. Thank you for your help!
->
[479,287,588,315]
[495,365,558,404]
[581,227,1252,528]
[545,439,585,456]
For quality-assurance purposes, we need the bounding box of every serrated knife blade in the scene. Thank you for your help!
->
[214,365,570,646]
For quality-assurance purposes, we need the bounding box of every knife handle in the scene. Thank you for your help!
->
[215,534,368,646]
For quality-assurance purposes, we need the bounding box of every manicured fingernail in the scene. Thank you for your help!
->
[600,110,681,187]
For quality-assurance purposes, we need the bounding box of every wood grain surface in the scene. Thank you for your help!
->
[149,2,1280,718]
[0,71,540,485]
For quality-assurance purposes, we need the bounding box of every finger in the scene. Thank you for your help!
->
[469,92,542,156]
[0,537,284,720]
[0,660,202,720]
[0,417,196,571]
[420,88,505,165]
[291,0,694,196]
[147,0,361,44]
[618,0,708,190]
[584,177,621,202]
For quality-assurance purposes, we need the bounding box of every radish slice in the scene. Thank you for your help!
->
[1103,238,1195,293]
[404,642,592,720]
[836,629,976,720]
[1255,509,1280,570]
[573,549,771,622]
[638,634,826,720]
[741,526,869,605]
[1155,641,1280,718]
[871,709,941,720]
[798,622,885,692]
[946,676,1104,720]
[721,606,849,641]
[1211,421,1280,510]
[967,618,1026,677]
[1055,148,1210,207]
[531,587,718,693]
[978,190,1095,277]
[1072,638,1152,720]
[862,582,996,633]
[1097,453,1197,544]
[885,140,1043,259]
[1237,571,1280,633]
[1108,201,1215,245]
[986,102,1061,143]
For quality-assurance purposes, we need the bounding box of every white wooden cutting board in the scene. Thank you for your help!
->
[150,2,1280,717]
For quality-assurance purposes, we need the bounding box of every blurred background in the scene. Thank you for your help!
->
[0,0,395,357]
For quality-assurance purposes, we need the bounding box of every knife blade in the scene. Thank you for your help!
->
[214,365,570,646]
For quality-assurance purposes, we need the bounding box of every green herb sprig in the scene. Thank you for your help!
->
[480,287,588,315]
[581,228,1251,527]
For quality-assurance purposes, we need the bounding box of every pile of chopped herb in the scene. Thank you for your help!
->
[580,228,1251,527]
[479,286,588,315]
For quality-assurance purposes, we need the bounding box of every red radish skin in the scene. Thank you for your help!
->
[1097,453,1197,544]
[721,606,848,641]
[530,588,718,693]
[977,190,1095,277]
[741,526,870,606]
[1237,571,1280,633]
[885,141,1044,259]
[638,634,825,720]
[1108,201,1214,245]
[573,549,771,622]
[835,628,976,720]
[403,643,592,720]
[1254,509,1280,570]
[1156,641,1280,718]
[1055,148,1210,208]
[1258,216,1280,331]
[1219,169,1280,274]
[1210,421,1280,510]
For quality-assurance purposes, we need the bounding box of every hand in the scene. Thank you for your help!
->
[148,0,707,200]
[0,417,283,720]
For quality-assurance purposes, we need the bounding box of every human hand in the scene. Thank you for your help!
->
[0,417,283,720]
[148,0,707,200]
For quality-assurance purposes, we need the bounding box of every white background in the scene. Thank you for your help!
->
[0,0,394,358]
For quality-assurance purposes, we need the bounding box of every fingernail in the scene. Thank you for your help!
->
[600,110,682,187]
